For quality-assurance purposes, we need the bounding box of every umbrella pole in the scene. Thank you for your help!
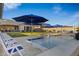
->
[31,18,33,36]
[41,22,44,38]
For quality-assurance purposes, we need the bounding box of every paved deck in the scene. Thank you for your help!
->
[0,43,4,56]
[14,36,47,56]
[0,33,46,56]
[0,34,79,56]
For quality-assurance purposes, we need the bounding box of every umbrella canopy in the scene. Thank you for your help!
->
[13,14,48,25]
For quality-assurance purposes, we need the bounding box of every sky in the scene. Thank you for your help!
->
[3,3,79,26]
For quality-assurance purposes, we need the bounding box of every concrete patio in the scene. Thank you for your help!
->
[0,35,79,56]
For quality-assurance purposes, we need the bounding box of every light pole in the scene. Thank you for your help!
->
[73,24,75,33]
[0,3,4,19]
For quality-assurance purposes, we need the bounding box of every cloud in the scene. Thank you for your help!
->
[69,12,79,21]
[52,5,62,14]
[52,5,68,16]
[66,12,79,26]
[52,5,79,26]
[4,3,22,10]
[72,12,79,19]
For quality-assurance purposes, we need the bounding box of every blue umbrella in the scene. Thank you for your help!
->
[13,14,48,25]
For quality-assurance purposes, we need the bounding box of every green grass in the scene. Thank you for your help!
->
[7,32,44,37]
[7,32,28,37]
[7,32,63,38]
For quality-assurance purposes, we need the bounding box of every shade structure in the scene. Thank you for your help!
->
[13,14,48,25]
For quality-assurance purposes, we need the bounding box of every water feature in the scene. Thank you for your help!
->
[27,36,73,49]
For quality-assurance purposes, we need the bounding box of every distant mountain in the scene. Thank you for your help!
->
[43,24,64,28]
[52,24,63,27]
[43,23,51,26]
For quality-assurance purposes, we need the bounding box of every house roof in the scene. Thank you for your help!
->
[0,19,24,25]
